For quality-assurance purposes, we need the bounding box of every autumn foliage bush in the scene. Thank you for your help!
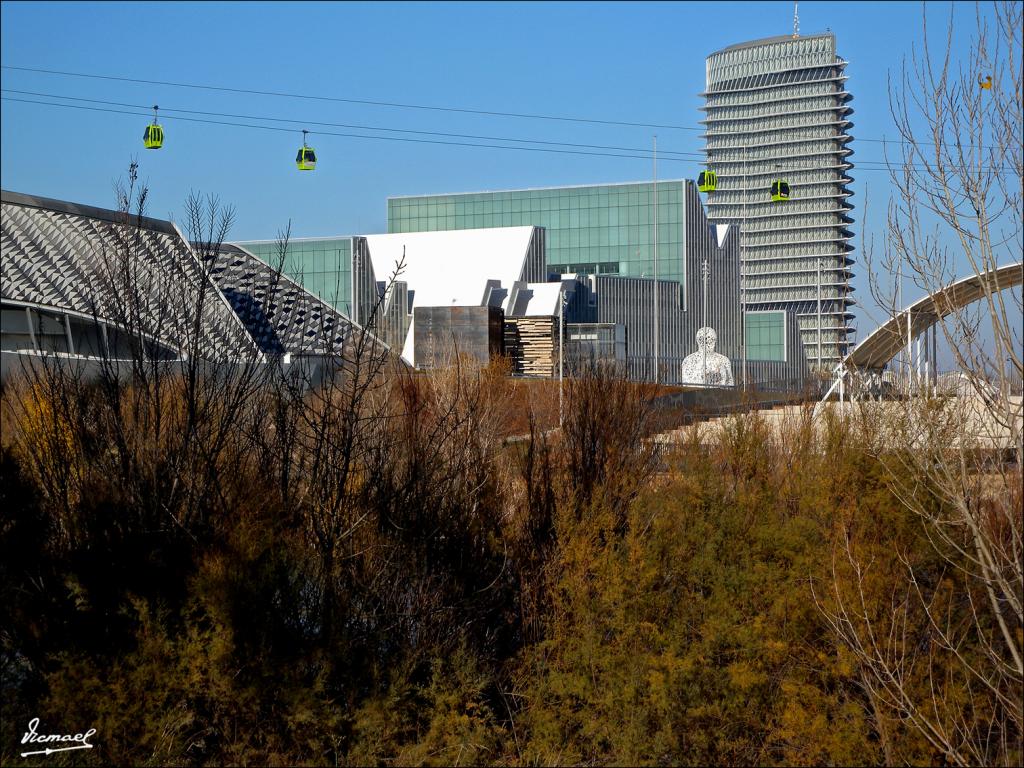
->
[1,357,1020,766]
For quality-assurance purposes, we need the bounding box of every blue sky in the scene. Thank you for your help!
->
[0,1,1009,337]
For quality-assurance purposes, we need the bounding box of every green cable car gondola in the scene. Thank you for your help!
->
[697,169,717,193]
[771,179,790,202]
[143,105,163,150]
[296,130,316,171]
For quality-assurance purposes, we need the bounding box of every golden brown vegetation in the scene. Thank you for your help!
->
[1,357,1020,767]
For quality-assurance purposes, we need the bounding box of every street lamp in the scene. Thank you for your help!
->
[741,145,748,392]
[653,134,659,384]
[702,256,709,383]
[559,285,566,428]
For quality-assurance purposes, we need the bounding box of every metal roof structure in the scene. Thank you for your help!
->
[710,32,835,58]
[2,190,256,360]
[1,190,370,363]
[214,243,363,357]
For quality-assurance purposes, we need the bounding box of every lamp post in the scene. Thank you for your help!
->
[702,257,709,383]
[741,145,748,392]
[653,134,659,383]
[559,286,565,428]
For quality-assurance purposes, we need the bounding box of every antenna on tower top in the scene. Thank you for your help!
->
[793,0,800,38]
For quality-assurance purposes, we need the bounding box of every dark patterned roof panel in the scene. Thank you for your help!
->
[2,192,258,360]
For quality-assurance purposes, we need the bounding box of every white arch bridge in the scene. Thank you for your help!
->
[821,261,1023,403]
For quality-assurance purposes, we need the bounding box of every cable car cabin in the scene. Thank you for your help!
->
[296,146,316,171]
[143,124,163,150]
[697,170,717,193]
[771,180,791,202]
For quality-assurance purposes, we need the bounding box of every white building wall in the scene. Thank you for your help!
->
[358,226,542,366]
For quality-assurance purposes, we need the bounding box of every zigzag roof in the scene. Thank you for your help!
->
[2,190,257,360]
[2,190,373,361]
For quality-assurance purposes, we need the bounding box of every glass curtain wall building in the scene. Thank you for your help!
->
[388,181,687,295]
[700,32,856,368]
[387,181,810,384]
[745,310,787,362]
[233,237,354,317]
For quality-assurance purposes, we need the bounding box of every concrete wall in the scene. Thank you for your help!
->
[412,305,504,369]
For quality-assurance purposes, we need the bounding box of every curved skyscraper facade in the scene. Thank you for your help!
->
[701,32,855,368]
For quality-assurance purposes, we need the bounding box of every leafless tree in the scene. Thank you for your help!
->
[4,162,272,546]
[819,3,1023,764]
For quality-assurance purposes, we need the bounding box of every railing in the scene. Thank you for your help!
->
[651,377,828,427]
[822,365,1024,404]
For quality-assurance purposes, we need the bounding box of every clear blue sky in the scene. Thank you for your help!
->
[0,0,1009,338]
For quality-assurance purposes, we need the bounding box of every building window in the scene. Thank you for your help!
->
[746,311,786,361]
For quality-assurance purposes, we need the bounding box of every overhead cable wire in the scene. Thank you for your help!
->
[0,64,701,131]
[1,63,1004,148]
[0,96,681,162]
[0,88,705,158]
[0,91,999,172]
[3,94,1011,172]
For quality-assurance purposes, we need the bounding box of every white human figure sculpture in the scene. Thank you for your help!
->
[680,326,734,386]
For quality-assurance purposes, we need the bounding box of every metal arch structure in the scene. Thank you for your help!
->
[847,261,1023,370]
[820,261,1023,404]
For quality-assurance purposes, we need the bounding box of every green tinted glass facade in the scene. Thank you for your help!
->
[745,311,786,361]
[234,237,353,315]
[387,182,686,288]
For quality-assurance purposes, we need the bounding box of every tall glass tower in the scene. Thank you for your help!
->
[701,32,855,368]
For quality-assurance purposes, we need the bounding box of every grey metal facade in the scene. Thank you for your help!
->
[413,305,504,369]
[701,32,856,369]
[565,323,626,367]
